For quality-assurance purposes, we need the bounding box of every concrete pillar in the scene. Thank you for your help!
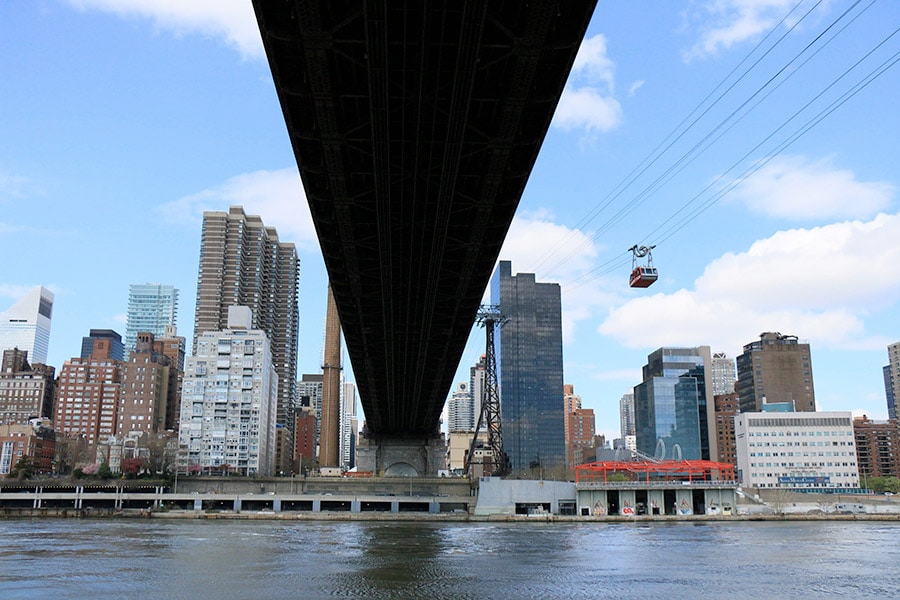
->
[351,500,361,513]
[233,498,242,512]
[312,500,321,512]
[429,502,439,514]
[273,499,282,512]
[193,498,203,510]
[391,501,399,513]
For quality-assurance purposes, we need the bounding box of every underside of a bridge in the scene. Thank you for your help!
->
[253,1,597,447]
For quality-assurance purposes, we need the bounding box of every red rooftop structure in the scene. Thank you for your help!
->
[576,460,736,485]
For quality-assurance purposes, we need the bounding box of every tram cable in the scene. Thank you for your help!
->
[553,3,897,292]
[532,0,823,274]
[547,0,874,278]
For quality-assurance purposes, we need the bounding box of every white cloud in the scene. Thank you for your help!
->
[0,170,34,200]
[571,35,616,89]
[554,88,623,133]
[684,0,799,60]
[497,211,622,344]
[159,168,318,250]
[65,0,263,59]
[731,155,894,220]
[500,210,598,283]
[627,80,645,97]
[600,212,900,354]
[554,34,623,133]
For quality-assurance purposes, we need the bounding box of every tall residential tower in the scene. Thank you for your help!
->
[193,206,300,474]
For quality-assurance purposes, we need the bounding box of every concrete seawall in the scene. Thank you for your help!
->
[5,505,900,523]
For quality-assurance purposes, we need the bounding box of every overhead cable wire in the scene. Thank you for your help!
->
[532,0,819,274]
[610,0,879,246]
[550,0,868,276]
[564,32,900,294]
[651,43,900,249]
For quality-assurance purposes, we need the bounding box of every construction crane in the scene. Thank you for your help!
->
[464,305,510,477]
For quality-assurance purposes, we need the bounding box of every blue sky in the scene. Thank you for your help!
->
[2,1,899,441]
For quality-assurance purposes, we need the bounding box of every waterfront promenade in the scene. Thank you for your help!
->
[2,476,899,521]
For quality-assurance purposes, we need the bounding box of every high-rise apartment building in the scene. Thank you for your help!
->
[125,284,178,354]
[493,261,565,472]
[447,381,476,433]
[633,347,715,461]
[80,329,124,363]
[1,349,56,425]
[566,404,595,468]
[619,392,635,438]
[563,384,581,442]
[155,325,186,430]
[563,385,594,468]
[853,415,900,480]
[469,356,486,423]
[734,411,858,490]
[178,306,278,476]
[714,393,739,465]
[884,342,900,421]
[54,337,123,454]
[341,380,357,471]
[194,206,300,474]
[710,352,736,395]
[0,286,53,365]
[297,374,324,446]
[736,332,815,413]
[118,332,175,437]
[295,408,317,473]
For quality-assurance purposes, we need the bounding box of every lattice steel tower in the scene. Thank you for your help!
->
[466,305,510,477]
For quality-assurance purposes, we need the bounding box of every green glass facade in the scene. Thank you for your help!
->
[634,348,712,461]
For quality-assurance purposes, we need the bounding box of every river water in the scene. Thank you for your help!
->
[1,519,898,599]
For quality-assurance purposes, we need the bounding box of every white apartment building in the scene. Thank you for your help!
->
[735,411,859,490]
[446,381,476,433]
[340,380,357,470]
[178,307,277,476]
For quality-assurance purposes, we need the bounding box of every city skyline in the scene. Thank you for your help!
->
[2,1,899,441]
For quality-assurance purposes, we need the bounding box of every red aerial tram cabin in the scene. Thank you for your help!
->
[628,244,658,288]
[630,266,658,288]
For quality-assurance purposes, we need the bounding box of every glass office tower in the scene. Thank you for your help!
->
[125,283,178,353]
[634,347,713,461]
[493,260,565,472]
